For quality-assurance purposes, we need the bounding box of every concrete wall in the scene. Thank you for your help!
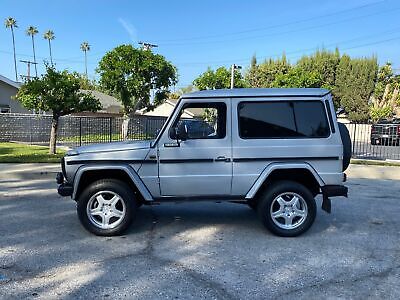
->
[0,81,30,113]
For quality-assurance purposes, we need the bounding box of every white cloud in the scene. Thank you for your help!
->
[118,18,138,43]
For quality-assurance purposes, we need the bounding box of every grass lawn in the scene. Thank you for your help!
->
[0,142,65,163]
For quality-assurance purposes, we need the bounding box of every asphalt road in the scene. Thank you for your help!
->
[0,166,399,299]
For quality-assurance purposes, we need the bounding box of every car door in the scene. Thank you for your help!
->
[158,99,232,197]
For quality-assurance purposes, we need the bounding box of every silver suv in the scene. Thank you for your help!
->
[57,88,350,237]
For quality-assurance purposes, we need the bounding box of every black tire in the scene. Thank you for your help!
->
[338,122,351,171]
[257,181,316,237]
[371,139,377,146]
[77,179,137,236]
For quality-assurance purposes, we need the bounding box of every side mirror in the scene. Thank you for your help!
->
[336,107,345,116]
[175,122,188,141]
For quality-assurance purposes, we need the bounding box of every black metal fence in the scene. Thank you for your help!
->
[0,113,399,161]
[345,123,400,161]
[0,113,167,147]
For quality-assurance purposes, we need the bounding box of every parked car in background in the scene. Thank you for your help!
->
[370,118,400,146]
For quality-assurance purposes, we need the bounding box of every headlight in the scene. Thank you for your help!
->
[66,149,79,156]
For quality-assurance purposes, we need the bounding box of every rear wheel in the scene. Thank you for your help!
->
[257,181,316,237]
[77,179,137,236]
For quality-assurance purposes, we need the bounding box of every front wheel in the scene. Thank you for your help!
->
[257,181,316,237]
[77,179,137,236]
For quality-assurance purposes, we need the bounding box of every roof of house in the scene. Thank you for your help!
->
[182,88,330,99]
[82,90,122,110]
[0,75,21,89]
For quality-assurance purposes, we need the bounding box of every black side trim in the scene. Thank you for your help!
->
[232,157,339,162]
[153,195,244,202]
[67,159,157,165]
[159,158,214,164]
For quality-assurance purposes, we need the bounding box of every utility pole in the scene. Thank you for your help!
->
[20,60,38,81]
[231,64,242,89]
[138,41,158,51]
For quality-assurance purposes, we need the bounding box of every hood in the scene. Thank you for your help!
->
[73,140,152,154]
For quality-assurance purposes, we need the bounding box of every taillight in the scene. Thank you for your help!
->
[397,125,400,135]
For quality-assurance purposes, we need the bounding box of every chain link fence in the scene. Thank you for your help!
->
[0,113,399,161]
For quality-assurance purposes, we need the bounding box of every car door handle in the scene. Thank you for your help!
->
[215,156,231,162]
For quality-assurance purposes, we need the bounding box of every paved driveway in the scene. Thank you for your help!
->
[0,164,399,299]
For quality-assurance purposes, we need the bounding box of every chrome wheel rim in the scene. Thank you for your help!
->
[86,190,126,230]
[270,192,308,230]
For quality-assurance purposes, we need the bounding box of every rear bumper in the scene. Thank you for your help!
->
[321,185,348,198]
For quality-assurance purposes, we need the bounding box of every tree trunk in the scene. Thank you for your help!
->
[84,51,88,78]
[49,40,53,66]
[11,27,18,81]
[122,114,130,141]
[49,116,59,154]
[32,36,38,77]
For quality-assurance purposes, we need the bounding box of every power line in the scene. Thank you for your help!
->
[155,1,387,43]
[159,7,400,47]
[174,27,400,66]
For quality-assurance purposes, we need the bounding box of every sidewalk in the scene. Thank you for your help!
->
[346,164,400,181]
[0,163,60,181]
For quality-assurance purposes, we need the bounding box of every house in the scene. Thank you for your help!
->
[0,76,124,116]
[137,99,203,118]
[0,75,30,113]
[76,90,124,116]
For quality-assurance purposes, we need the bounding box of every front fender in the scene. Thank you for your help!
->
[72,164,153,201]
[245,162,325,199]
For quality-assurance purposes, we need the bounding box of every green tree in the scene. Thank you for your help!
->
[245,54,291,88]
[369,62,400,121]
[272,67,323,88]
[4,17,18,81]
[80,41,90,78]
[26,26,39,77]
[193,66,246,90]
[16,66,101,154]
[169,85,195,99]
[43,30,55,65]
[97,44,177,138]
[297,48,340,105]
[335,55,378,122]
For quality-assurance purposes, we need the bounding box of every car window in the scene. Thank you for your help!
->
[238,101,330,139]
[170,102,227,140]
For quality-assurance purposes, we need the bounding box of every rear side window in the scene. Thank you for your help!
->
[238,101,330,139]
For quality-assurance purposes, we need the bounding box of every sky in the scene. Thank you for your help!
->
[1,0,399,89]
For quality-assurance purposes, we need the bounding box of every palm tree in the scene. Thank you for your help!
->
[4,17,18,81]
[43,30,55,65]
[80,41,90,78]
[26,26,39,77]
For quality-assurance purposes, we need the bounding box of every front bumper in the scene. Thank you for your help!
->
[58,183,73,197]
[56,171,73,197]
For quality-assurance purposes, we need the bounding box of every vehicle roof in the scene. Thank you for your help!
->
[181,88,330,99]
